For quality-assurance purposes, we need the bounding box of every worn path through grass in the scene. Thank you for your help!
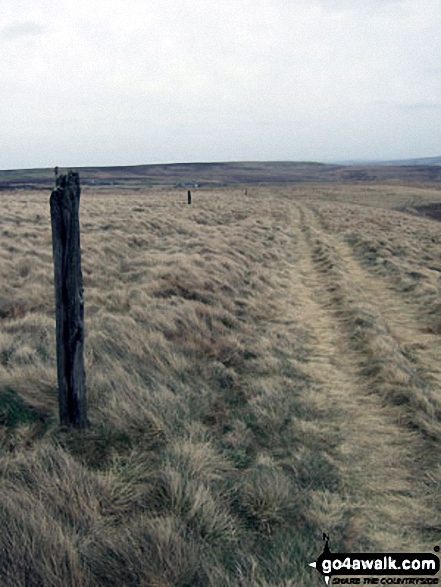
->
[293,201,441,550]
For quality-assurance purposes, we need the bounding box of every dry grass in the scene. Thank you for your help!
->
[0,184,440,585]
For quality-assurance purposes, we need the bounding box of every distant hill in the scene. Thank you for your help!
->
[381,156,441,166]
[0,162,344,190]
[339,156,441,166]
[1,160,441,190]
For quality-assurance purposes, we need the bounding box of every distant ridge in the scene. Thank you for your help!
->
[338,156,441,166]
[0,161,343,190]
[381,156,441,166]
[1,160,441,190]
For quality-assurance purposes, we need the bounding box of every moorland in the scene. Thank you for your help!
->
[1,164,441,586]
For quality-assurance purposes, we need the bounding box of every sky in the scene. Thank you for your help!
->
[1,0,440,169]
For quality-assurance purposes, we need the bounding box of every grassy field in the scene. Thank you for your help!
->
[1,183,441,586]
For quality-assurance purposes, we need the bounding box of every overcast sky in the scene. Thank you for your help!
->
[1,0,440,169]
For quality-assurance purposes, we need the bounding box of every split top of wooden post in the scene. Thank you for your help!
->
[54,170,80,190]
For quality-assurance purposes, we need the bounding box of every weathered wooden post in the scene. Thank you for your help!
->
[188,190,192,204]
[50,170,88,428]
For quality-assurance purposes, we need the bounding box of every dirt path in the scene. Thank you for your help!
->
[283,201,440,551]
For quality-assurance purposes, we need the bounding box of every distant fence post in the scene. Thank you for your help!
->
[50,170,88,428]
[188,190,192,204]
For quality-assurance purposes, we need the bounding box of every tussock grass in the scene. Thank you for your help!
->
[0,185,440,585]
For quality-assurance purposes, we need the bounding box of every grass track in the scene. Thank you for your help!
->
[294,202,441,549]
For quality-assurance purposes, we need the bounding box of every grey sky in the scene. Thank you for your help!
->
[1,0,440,169]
